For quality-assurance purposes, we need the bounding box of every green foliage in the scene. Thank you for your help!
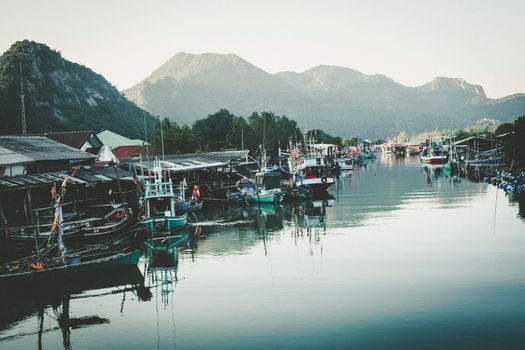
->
[306,129,342,147]
[149,109,339,156]
[153,122,197,154]
[343,137,363,147]
[192,109,241,151]
[0,40,157,138]
[247,111,303,155]
[495,123,514,136]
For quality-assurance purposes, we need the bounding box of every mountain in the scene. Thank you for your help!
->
[123,52,306,125]
[124,53,525,138]
[0,40,157,139]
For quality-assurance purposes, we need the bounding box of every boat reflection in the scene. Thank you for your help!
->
[143,229,193,306]
[0,266,147,349]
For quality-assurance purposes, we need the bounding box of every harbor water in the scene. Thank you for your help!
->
[1,156,525,349]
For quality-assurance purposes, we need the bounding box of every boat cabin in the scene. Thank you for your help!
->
[255,171,282,191]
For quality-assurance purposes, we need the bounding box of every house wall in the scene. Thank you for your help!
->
[80,139,94,152]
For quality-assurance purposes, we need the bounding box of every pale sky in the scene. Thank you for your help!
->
[1,0,524,98]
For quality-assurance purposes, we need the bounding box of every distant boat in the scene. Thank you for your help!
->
[420,147,449,165]
[141,159,187,233]
[336,157,354,171]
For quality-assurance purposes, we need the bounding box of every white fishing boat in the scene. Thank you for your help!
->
[336,157,354,171]
[289,155,335,192]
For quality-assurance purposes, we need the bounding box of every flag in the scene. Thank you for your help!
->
[50,182,57,199]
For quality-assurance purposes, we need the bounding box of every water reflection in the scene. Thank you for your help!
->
[0,266,146,349]
[2,157,525,350]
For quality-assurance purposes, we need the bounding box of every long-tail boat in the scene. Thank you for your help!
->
[0,177,143,292]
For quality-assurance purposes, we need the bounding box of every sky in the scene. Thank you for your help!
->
[1,0,524,98]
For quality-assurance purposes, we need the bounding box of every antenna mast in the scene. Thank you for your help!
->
[143,112,150,166]
[20,61,27,136]
[159,116,165,162]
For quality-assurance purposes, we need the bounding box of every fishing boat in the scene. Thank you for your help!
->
[289,156,335,193]
[7,204,132,251]
[0,178,143,292]
[228,147,283,204]
[336,157,354,171]
[0,246,142,292]
[227,173,283,204]
[175,181,203,212]
[83,204,132,238]
[420,147,449,165]
[141,159,188,233]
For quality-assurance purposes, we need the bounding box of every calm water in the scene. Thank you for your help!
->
[2,156,525,349]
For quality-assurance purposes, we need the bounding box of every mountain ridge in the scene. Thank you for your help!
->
[124,51,525,137]
[0,40,157,138]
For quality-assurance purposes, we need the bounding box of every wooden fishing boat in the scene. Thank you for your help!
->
[227,174,283,205]
[0,247,142,293]
[82,205,132,238]
[175,182,204,212]
[6,204,132,251]
[141,159,188,233]
[1,178,144,293]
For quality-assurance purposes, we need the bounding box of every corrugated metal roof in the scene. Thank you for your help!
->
[0,146,34,166]
[44,131,94,149]
[123,150,249,173]
[0,171,86,189]
[0,136,95,165]
[97,130,147,149]
[0,166,133,190]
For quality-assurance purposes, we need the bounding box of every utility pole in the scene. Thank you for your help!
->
[20,61,27,136]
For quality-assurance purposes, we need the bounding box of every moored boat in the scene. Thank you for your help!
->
[420,148,449,165]
[336,157,354,171]
[289,155,335,193]
[141,159,188,233]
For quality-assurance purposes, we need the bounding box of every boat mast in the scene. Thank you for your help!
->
[20,61,27,136]
[159,115,165,162]
[143,111,150,167]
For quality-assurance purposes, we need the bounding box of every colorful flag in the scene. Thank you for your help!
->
[50,182,56,199]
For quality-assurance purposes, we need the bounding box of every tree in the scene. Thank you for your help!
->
[501,116,525,166]
[343,137,362,147]
[155,117,172,132]
[192,109,250,151]
[248,111,302,155]
[495,123,514,136]
[152,122,197,154]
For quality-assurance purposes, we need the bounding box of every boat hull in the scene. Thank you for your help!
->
[421,156,448,165]
[0,249,142,292]
[294,177,335,193]
[142,213,188,233]
[247,193,281,203]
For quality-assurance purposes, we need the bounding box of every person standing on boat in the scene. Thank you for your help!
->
[192,185,200,202]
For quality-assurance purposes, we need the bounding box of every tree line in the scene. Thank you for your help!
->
[151,109,342,156]
[495,116,525,167]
